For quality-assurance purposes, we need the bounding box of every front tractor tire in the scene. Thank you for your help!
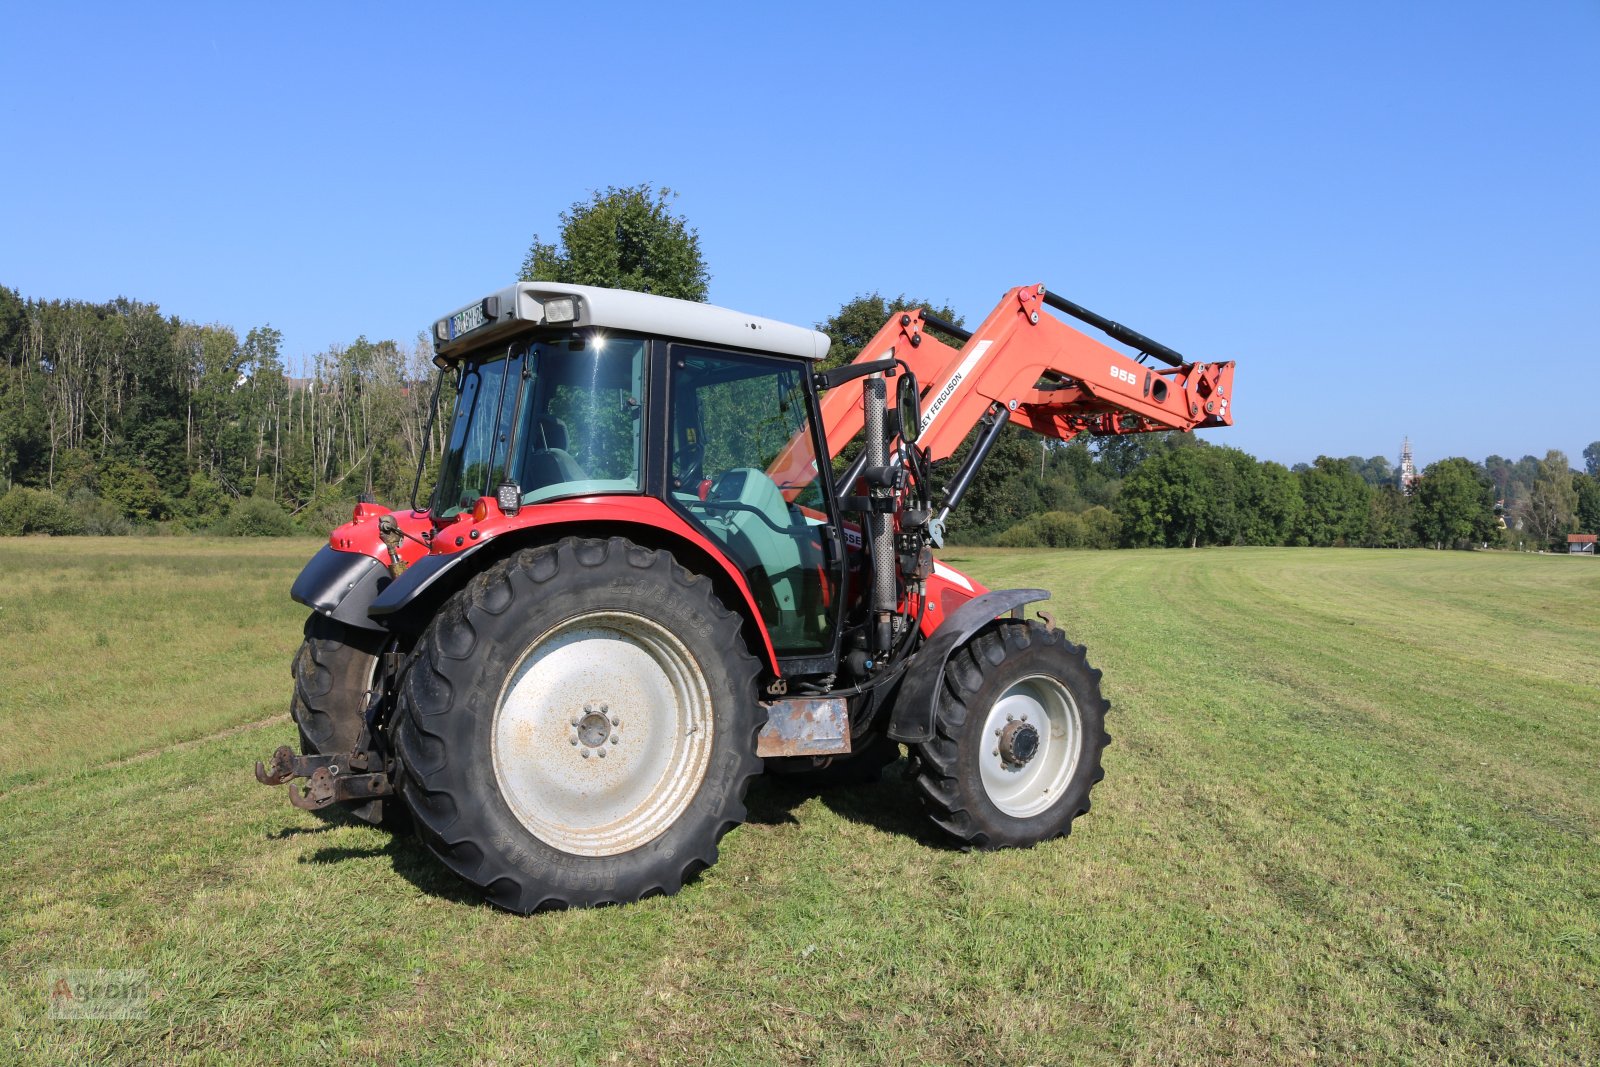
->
[393,537,763,912]
[913,620,1110,849]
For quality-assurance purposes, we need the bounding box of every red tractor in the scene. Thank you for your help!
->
[257,281,1234,912]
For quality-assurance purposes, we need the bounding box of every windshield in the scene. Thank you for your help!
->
[432,331,646,518]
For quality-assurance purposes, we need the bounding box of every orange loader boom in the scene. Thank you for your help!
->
[817,283,1233,463]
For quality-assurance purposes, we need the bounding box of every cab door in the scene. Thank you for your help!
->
[665,345,843,671]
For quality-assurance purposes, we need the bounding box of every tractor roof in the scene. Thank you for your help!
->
[432,282,832,362]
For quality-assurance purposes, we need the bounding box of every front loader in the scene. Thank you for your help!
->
[255,281,1235,912]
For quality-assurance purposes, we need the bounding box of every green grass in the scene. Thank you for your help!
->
[2,539,1597,1065]
[0,537,316,790]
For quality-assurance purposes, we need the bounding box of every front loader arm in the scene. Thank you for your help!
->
[818,284,1234,462]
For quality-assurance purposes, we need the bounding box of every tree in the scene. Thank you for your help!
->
[1524,450,1578,547]
[1412,458,1496,549]
[1093,431,1193,479]
[1365,485,1416,548]
[1584,441,1600,477]
[1118,444,1254,548]
[0,282,449,528]
[1341,454,1395,487]
[520,184,709,301]
[1295,457,1371,546]
[1116,448,1197,546]
[1573,472,1600,534]
[1248,457,1299,543]
[98,459,163,521]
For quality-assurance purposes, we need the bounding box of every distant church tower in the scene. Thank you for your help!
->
[1398,437,1417,494]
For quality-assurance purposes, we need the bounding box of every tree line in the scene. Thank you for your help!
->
[0,288,445,536]
[1107,440,1598,551]
[5,183,1598,550]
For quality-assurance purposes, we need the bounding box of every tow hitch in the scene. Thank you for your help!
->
[254,744,394,811]
[256,644,404,819]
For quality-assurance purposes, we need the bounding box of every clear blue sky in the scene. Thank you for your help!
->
[2,1,1595,469]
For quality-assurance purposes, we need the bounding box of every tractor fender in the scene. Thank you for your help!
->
[291,505,434,634]
[290,544,393,634]
[361,506,782,672]
[366,540,492,619]
[886,587,1051,745]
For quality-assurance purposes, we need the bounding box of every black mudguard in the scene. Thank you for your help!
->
[366,539,492,621]
[886,587,1051,745]
[291,541,498,633]
[290,545,391,633]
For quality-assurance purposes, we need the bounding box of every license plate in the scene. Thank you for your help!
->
[450,302,488,339]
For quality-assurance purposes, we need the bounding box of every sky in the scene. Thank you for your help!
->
[1,1,1596,469]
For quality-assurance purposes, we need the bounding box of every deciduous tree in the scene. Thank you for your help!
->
[520,184,709,301]
[1573,472,1600,534]
[1412,458,1496,548]
[1119,444,1254,548]
[1524,450,1578,546]
[1295,457,1372,546]
[1366,485,1416,548]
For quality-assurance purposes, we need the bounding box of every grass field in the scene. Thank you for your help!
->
[2,538,1597,1065]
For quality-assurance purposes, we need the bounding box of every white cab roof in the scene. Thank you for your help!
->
[433,281,832,361]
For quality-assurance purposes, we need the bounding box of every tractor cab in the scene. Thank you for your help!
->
[424,283,845,666]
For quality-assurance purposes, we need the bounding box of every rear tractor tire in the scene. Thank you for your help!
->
[290,614,396,826]
[291,613,383,759]
[393,536,763,912]
[913,620,1109,849]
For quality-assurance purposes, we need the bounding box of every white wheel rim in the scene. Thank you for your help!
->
[491,610,714,856]
[977,673,1082,819]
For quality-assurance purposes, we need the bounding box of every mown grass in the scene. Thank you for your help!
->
[2,539,1597,1065]
[0,537,316,789]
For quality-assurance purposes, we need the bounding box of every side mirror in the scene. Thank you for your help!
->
[896,372,922,444]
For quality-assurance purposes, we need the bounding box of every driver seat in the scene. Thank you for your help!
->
[523,415,587,489]
[707,468,803,617]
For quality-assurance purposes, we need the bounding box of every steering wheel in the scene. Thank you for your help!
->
[672,438,703,491]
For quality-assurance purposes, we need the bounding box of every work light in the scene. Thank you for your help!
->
[496,480,522,516]
[543,296,577,324]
